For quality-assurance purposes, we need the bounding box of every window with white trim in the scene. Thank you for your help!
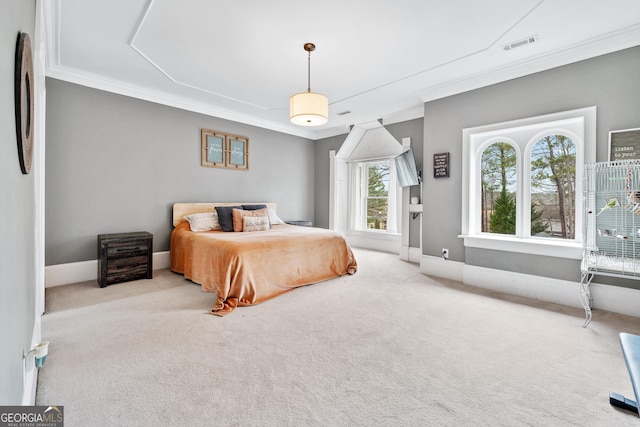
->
[461,107,596,259]
[351,159,400,234]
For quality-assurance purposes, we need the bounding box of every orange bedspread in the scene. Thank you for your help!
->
[170,223,357,316]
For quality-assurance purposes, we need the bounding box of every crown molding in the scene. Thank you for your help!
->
[417,23,640,103]
[46,64,319,139]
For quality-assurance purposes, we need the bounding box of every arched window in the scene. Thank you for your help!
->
[462,107,596,258]
[481,142,517,235]
[530,135,576,239]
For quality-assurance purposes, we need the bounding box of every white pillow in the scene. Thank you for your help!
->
[184,212,220,232]
[243,215,270,232]
[268,208,285,225]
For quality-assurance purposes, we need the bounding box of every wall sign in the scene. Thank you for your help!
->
[609,128,640,161]
[433,152,449,178]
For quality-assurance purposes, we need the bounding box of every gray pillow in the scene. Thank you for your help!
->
[215,206,243,232]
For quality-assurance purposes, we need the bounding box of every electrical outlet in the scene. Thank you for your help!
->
[442,248,449,260]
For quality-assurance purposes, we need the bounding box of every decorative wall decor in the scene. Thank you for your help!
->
[15,32,34,175]
[609,128,640,161]
[201,129,249,171]
[433,152,449,178]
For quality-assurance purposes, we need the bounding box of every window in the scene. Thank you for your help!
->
[462,107,596,259]
[481,142,517,235]
[530,135,576,239]
[351,159,399,234]
[364,162,390,230]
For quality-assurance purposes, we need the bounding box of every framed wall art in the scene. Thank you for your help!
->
[201,130,226,168]
[201,129,250,171]
[227,135,249,170]
[609,128,640,161]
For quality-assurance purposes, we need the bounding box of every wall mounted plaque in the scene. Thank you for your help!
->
[433,152,449,178]
[609,128,640,161]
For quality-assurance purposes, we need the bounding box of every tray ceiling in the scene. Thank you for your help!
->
[43,0,640,139]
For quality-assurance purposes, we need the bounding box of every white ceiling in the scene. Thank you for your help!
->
[42,0,640,140]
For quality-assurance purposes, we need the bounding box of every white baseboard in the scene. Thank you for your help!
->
[420,255,640,318]
[399,245,422,264]
[22,316,41,405]
[45,251,171,288]
[420,255,464,282]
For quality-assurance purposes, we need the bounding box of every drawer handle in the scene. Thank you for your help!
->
[116,247,140,252]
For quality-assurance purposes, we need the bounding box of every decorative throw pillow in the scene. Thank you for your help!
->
[215,206,243,232]
[232,208,271,232]
[243,215,270,232]
[184,212,220,232]
[268,207,285,225]
[242,204,268,211]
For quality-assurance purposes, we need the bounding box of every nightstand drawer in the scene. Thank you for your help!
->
[106,242,149,259]
[104,263,150,285]
[98,231,153,287]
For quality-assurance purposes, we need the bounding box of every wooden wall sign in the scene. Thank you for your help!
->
[609,128,640,161]
[433,152,449,178]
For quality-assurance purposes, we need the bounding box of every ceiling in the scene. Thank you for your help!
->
[42,0,640,140]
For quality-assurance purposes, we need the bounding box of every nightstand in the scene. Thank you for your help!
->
[97,231,153,287]
[285,220,312,227]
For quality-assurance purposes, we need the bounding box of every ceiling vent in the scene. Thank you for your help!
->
[336,110,351,116]
[503,35,538,51]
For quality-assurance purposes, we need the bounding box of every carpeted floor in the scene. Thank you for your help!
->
[37,249,640,426]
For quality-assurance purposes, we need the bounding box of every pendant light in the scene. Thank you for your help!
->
[290,43,328,126]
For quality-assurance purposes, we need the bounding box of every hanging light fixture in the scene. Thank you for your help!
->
[290,43,328,126]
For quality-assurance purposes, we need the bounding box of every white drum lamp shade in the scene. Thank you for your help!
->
[290,42,328,127]
[290,91,328,126]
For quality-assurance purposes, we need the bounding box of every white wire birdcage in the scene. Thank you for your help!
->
[581,160,640,326]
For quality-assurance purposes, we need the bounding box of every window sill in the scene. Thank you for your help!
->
[459,234,582,260]
[349,229,400,239]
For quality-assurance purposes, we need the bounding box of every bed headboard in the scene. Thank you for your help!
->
[172,202,277,227]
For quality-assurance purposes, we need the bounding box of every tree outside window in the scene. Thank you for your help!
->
[481,142,516,235]
[480,135,576,239]
[530,135,576,239]
[365,163,390,230]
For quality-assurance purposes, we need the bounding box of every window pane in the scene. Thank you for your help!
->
[366,163,389,230]
[481,142,517,235]
[530,135,576,239]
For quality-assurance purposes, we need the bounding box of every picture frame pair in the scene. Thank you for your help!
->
[201,129,249,171]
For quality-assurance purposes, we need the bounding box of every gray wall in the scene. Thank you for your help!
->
[45,79,315,265]
[423,45,640,283]
[314,118,424,247]
[1,0,37,404]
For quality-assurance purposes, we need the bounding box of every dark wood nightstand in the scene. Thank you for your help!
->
[97,231,153,287]
[285,220,313,227]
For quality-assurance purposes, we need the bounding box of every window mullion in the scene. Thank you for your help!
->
[520,150,531,239]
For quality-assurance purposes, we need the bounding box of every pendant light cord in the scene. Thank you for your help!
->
[307,50,311,93]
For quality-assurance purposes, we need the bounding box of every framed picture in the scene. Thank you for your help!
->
[227,135,249,170]
[201,129,250,171]
[609,128,640,161]
[201,130,226,168]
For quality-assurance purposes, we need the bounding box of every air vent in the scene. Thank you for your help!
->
[503,35,538,51]
[336,110,351,116]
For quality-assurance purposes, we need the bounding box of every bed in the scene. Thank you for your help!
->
[170,202,358,316]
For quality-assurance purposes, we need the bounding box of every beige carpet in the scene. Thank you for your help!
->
[37,249,640,426]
